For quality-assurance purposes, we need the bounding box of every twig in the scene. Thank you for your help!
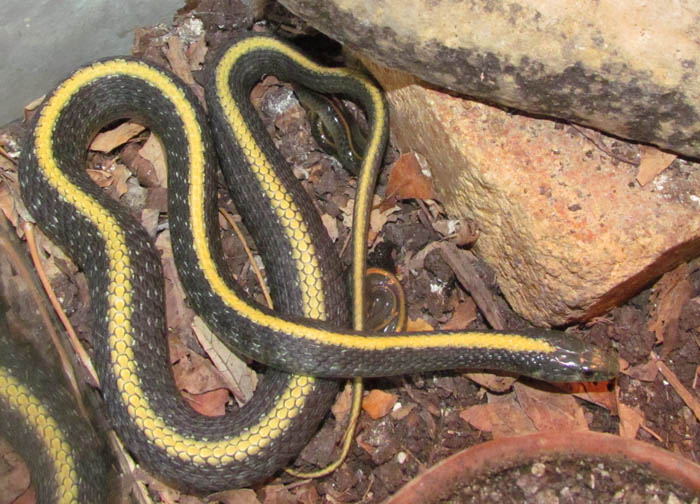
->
[0,145,17,165]
[438,242,506,330]
[570,124,638,166]
[219,209,273,309]
[24,222,100,388]
[655,356,700,422]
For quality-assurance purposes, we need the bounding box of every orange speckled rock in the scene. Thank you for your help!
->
[368,65,700,326]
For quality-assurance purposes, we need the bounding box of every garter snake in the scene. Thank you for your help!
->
[294,82,367,175]
[0,304,111,503]
[12,32,619,497]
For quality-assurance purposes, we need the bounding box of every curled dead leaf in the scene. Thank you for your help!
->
[386,153,434,202]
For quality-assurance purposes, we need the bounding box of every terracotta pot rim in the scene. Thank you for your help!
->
[385,431,700,504]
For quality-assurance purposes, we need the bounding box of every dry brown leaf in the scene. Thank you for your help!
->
[362,389,398,420]
[289,483,322,504]
[514,382,589,432]
[0,442,31,504]
[165,35,206,106]
[140,208,159,238]
[0,184,19,228]
[186,32,208,70]
[618,402,645,439]
[405,317,435,332]
[555,381,618,414]
[390,402,417,421]
[624,359,659,382]
[23,95,45,123]
[167,333,189,364]
[148,477,181,503]
[155,230,194,330]
[404,241,442,273]
[90,122,145,153]
[0,152,16,172]
[368,194,400,244]
[192,316,257,404]
[86,168,112,188]
[636,144,677,186]
[465,373,516,393]
[214,488,261,504]
[648,263,692,353]
[85,163,131,199]
[431,218,458,238]
[459,394,536,437]
[166,35,195,85]
[330,382,354,426]
[138,134,167,187]
[443,297,478,330]
[321,213,339,242]
[111,164,131,198]
[172,347,230,396]
[385,153,434,202]
[259,484,297,504]
[182,388,230,417]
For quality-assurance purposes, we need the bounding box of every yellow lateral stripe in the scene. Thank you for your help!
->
[203,37,556,356]
[33,60,311,464]
[0,370,79,503]
[213,42,327,320]
[351,81,386,330]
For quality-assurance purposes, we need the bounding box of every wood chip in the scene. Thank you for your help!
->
[23,94,45,123]
[648,263,692,354]
[656,358,700,422]
[439,242,506,330]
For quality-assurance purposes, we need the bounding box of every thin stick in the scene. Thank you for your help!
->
[219,208,273,309]
[24,222,100,388]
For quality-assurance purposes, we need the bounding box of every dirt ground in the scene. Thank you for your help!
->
[0,2,698,503]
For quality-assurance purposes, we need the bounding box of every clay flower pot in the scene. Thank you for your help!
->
[386,432,700,503]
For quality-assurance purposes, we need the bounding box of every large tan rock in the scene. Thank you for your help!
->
[367,65,700,326]
[279,0,700,158]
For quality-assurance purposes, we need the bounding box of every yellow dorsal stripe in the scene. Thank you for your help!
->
[206,37,555,356]
[0,370,79,503]
[33,60,312,464]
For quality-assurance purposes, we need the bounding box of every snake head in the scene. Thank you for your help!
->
[529,331,620,383]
